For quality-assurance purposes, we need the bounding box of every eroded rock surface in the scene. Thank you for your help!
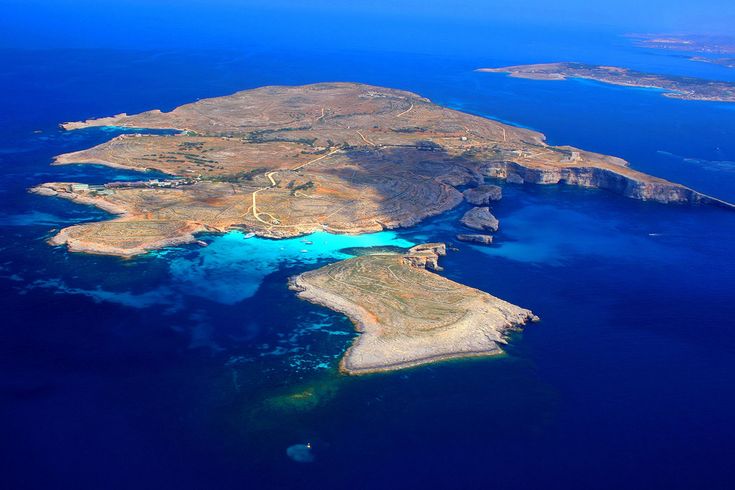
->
[463,184,502,205]
[456,234,493,245]
[461,207,500,232]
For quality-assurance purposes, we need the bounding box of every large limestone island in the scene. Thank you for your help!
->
[290,243,538,374]
[32,82,730,257]
[29,82,734,374]
[478,63,735,102]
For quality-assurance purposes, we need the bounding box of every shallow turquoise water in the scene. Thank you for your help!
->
[165,230,414,304]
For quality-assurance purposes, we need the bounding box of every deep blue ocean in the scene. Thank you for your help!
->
[1,27,735,490]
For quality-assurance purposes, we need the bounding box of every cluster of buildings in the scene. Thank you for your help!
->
[71,178,197,195]
[70,183,114,196]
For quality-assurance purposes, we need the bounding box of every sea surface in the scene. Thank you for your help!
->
[1,31,735,490]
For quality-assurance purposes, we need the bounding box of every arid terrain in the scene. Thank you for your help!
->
[32,82,731,257]
[479,63,735,102]
[290,243,538,374]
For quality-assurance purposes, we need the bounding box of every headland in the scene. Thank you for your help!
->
[289,243,538,374]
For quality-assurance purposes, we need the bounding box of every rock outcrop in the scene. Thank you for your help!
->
[402,243,447,271]
[456,234,493,245]
[460,207,500,232]
[463,184,502,205]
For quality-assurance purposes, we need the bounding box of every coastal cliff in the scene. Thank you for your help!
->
[481,161,734,207]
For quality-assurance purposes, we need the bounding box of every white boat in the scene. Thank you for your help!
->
[243,232,256,239]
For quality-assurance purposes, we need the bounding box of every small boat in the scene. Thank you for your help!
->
[243,232,256,239]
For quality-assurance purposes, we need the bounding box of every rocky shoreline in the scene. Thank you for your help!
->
[481,161,734,208]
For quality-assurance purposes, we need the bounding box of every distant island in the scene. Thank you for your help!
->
[478,63,735,102]
[626,33,735,55]
[690,57,735,69]
[32,82,731,257]
[625,34,735,70]
[290,243,538,374]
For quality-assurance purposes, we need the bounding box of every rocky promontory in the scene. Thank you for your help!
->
[463,184,502,205]
[289,244,538,374]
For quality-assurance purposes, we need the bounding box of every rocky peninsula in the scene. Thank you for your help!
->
[478,63,735,102]
[289,244,538,374]
[32,82,733,257]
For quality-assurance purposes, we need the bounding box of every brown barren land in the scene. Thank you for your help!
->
[31,82,733,257]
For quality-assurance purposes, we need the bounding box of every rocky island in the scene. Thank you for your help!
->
[290,244,538,374]
[627,34,735,55]
[32,82,732,257]
[461,207,500,232]
[478,63,735,102]
[690,57,735,69]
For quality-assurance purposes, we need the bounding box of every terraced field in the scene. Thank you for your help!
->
[33,82,731,256]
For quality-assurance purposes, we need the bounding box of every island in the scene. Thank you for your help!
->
[461,207,500,232]
[456,234,493,245]
[690,57,735,69]
[289,244,538,374]
[31,82,732,257]
[626,34,735,55]
[478,63,735,102]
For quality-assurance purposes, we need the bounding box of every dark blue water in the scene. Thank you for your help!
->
[1,35,735,490]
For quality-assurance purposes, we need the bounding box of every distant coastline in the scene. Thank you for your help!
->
[478,62,735,102]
